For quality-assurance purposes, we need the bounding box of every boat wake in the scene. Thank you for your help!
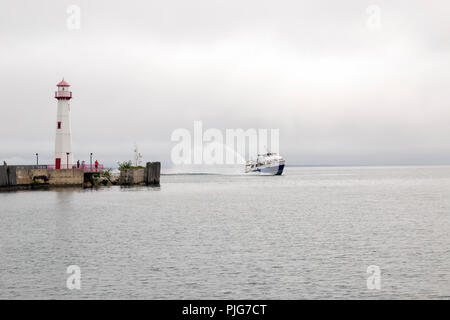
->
[162,164,247,176]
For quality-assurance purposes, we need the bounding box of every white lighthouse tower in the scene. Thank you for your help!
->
[54,79,73,169]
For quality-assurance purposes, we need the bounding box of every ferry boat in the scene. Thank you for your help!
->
[245,152,285,175]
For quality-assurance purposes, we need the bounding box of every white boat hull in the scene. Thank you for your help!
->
[246,163,285,175]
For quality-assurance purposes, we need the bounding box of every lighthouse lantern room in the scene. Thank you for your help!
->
[54,79,73,169]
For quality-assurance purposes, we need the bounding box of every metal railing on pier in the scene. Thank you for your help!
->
[45,164,105,172]
[74,164,104,172]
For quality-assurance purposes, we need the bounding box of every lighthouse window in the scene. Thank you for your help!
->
[57,122,61,129]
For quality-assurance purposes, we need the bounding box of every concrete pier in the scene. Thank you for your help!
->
[146,162,160,185]
[1,164,84,189]
[0,165,16,187]
[118,162,161,186]
[119,168,146,185]
[1,162,161,190]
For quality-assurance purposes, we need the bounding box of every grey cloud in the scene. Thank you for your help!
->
[1,0,450,167]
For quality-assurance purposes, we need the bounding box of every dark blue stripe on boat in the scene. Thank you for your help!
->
[276,164,284,175]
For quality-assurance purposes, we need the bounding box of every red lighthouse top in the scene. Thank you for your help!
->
[55,78,72,100]
[57,79,70,87]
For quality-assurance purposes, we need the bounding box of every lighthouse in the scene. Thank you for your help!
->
[54,79,73,169]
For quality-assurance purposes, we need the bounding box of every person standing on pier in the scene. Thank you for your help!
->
[95,160,99,171]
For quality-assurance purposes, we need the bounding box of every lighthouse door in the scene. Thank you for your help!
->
[55,158,61,170]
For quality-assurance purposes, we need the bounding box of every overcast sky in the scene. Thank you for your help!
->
[1,0,450,167]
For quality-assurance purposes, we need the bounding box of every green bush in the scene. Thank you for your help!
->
[118,160,132,170]
[118,160,144,170]
[102,168,112,178]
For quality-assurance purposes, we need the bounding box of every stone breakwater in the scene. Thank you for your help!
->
[0,162,160,190]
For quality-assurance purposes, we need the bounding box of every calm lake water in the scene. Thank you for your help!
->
[1,166,450,299]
